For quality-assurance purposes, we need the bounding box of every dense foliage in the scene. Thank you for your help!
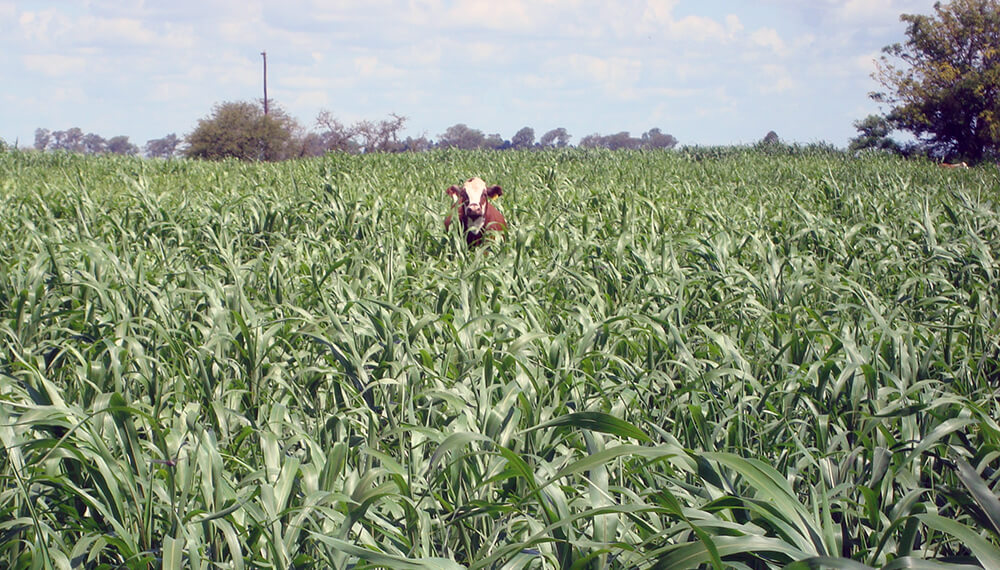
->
[1,149,998,568]
[873,0,1000,162]
[185,101,301,161]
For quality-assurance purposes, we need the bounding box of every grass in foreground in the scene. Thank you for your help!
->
[0,147,998,568]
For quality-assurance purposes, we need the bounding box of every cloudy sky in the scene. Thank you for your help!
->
[2,1,939,149]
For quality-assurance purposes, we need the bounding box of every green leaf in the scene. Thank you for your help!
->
[784,556,876,569]
[308,533,464,569]
[918,513,1000,568]
[653,534,808,568]
[162,534,185,570]
[953,456,1000,536]
[427,431,491,474]
[703,452,824,555]
[525,411,652,443]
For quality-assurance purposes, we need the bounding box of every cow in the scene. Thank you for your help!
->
[445,177,507,248]
[939,161,969,169]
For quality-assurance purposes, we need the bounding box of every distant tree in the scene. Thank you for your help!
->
[185,100,299,161]
[107,135,139,156]
[295,132,328,157]
[312,111,410,154]
[378,113,409,152]
[34,129,51,151]
[539,127,571,148]
[580,131,643,150]
[315,111,360,153]
[399,135,433,152]
[641,128,679,149]
[511,127,535,149]
[761,131,781,145]
[848,115,903,154]
[579,133,602,148]
[145,134,181,159]
[51,128,85,153]
[484,133,508,150]
[438,123,487,149]
[83,133,107,154]
[872,0,1000,162]
[355,113,409,153]
[608,132,641,150]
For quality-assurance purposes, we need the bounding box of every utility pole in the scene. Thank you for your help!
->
[261,51,268,115]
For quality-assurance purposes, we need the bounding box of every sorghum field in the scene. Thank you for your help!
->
[1,147,999,569]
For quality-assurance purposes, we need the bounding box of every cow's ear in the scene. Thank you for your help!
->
[447,185,461,200]
[487,185,503,198]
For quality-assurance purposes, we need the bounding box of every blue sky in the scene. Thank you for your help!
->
[1,1,939,149]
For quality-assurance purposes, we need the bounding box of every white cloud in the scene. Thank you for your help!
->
[49,86,87,103]
[757,64,796,93]
[669,14,735,43]
[290,90,330,110]
[750,28,788,55]
[447,0,534,30]
[516,73,566,90]
[19,9,63,43]
[557,54,642,93]
[637,1,740,44]
[470,41,511,63]
[0,2,16,25]
[354,56,379,77]
[397,41,443,67]
[834,0,925,24]
[22,53,86,76]
[353,56,405,81]
[148,81,194,102]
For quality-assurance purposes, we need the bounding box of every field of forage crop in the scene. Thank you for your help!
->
[1,147,999,569]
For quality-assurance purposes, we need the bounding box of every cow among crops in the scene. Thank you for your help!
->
[445,177,507,248]
[939,161,969,169]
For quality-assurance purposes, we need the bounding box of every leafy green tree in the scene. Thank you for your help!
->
[107,135,139,156]
[539,127,571,148]
[849,114,904,154]
[641,128,679,149]
[83,133,107,154]
[51,128,85,153]
[34,128,51,151]
[145,134,181,159]
[185,100,298,161]
[511,127,535,149]
[437,123,486,150]
[872,0,1000,162]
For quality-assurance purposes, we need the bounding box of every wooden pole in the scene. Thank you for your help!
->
[261,51,268,115]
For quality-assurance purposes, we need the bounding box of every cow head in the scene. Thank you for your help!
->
[447,177,503,222]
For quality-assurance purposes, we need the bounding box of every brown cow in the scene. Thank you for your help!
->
[939,161,969,169]
[445,177,507,248]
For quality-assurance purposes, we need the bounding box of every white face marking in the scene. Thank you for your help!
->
[466,216,486,234]
[463,177,487,208]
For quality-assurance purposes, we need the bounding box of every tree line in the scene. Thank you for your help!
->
[29,99,678,162]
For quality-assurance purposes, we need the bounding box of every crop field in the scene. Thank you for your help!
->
[1,147,999,569]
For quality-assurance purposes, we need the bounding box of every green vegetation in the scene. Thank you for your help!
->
[1,148,998,568]
[869,0,1000,162]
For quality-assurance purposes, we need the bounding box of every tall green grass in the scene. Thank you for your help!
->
[1,147,998,568]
